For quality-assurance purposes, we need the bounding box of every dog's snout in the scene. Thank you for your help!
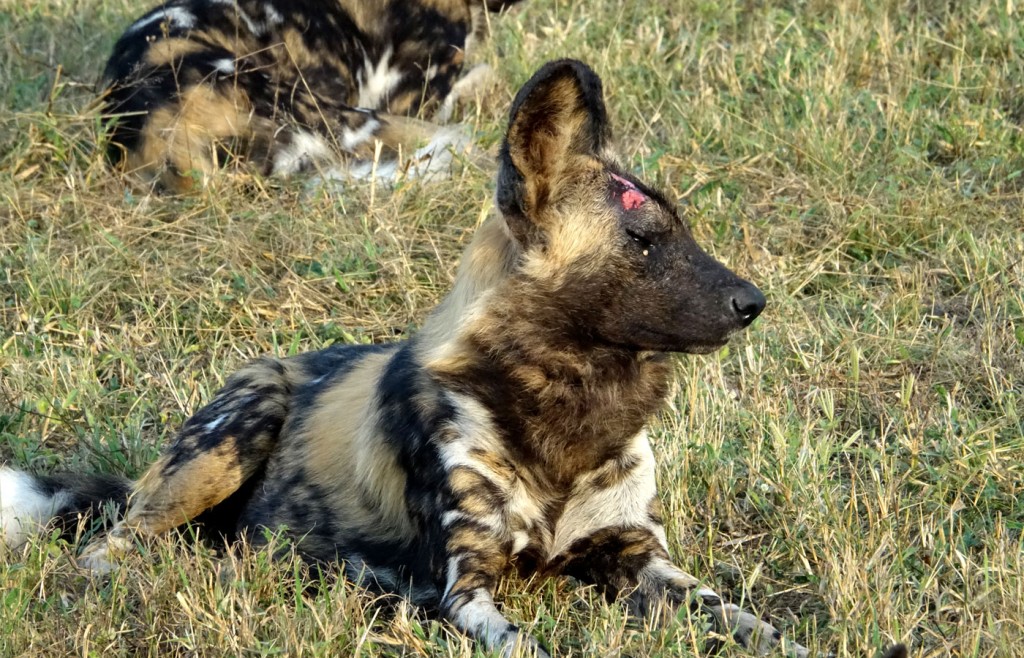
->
[730,284,766,326]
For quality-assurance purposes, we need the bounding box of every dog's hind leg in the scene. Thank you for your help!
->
[433,64,494,124]
[299,111,478,188]
[80,356,297,572]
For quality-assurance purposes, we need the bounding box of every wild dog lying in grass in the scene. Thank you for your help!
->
[5,59,853,657]
[100,0,519,191]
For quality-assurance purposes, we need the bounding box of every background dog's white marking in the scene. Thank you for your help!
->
[208,0,264,35]
[313,122,470,190]
[464,4,484,58]
[358,49,404,109]
[203,415,228,433]
[233,6,263,35]
[0,468,69,548]
[343,159,399,183]
[341,118,382,152]
[405,126,474,180]
[78,532,132,574]
[272,130,332,175]
[212,58,235,75]
[263,3,283,24]
[127,7,197,34]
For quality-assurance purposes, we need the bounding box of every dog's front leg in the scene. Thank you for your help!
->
[636,553,809,657]
[559,529,808,657]
[440,562,549,658]
[434,488,549,656]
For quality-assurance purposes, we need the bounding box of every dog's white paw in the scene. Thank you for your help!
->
[77,534,130,575]
[435,63,494,124]
[498,632,550,658]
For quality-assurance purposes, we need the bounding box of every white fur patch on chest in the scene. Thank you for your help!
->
[549,430,660,558]
[438,396,660,564]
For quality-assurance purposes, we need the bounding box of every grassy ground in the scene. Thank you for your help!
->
[1,0,1023,656]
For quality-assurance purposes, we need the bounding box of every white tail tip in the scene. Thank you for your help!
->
[0,467,68,548]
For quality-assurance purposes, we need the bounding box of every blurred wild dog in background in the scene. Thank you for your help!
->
[100,0,521,191]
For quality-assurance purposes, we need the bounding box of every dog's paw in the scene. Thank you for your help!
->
[77,545,116,574]
[406,125,478,180]
[77,534,130,575]
[308,124,477,194]
[435,63,494,124]
[496,629,550,658]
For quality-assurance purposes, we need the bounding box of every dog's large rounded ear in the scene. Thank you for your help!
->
[496,60,610,240]
[484,0,524,11]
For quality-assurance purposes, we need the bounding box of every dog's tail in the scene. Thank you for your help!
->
[0,467,131,548]
[881,644,908,658]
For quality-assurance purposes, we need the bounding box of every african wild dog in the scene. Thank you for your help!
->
[100,0,521,191]
[6,60,820,656]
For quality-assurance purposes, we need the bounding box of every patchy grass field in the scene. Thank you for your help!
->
[2,0,1023,656]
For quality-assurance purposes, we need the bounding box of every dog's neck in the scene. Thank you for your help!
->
[417,216,519,355]
[418,215,673,483]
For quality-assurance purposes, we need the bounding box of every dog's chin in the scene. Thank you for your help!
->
[605,331,730,355]
[639,327,733,355]
[678,340,730,355]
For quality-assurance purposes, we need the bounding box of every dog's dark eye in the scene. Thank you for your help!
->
[626,229,653,252]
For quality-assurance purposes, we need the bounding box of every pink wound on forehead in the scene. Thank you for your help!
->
[621,189,646,210]
[610,172,647,210]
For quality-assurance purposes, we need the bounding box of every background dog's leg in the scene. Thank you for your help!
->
[79,357,296,572]
[558,530,808,658]
[433,63,494,124]
[305,111,477,188]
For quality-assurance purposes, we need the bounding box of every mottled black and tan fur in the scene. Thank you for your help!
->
[100,0,519,191]
[3,60,906,657]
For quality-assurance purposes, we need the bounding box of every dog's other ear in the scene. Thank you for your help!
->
[496,59,610,242]
[484,0,525,11]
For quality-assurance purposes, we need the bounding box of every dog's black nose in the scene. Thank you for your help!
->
[730,284,766,326]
